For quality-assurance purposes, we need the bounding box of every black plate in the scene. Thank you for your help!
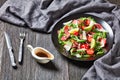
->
[51,13,114,61]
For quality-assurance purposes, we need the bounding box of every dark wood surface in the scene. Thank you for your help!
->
[0,0,120,80]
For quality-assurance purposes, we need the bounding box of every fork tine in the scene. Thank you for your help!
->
[19,32,26,39]
[23,32,26,36]
[20,32,25,36]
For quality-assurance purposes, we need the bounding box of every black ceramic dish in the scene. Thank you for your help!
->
[51,13,114,61]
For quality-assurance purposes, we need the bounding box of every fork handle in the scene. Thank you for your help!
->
[18,39,23,63]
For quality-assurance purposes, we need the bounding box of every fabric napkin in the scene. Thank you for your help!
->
[1,0,120,79]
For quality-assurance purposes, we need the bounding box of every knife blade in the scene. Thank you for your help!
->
[4,32,16,67]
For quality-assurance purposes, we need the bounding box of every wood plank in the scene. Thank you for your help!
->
[0,21,6,77]
[0,0,7,78]
[1,23,19,80]
[0,0,6,62]
[68,60,93,80]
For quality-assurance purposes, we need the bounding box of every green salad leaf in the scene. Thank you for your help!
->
[70,35,86,43]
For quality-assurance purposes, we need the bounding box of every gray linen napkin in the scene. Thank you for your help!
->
[0,0,120,79]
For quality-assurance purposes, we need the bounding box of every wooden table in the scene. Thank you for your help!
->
[0,0,119,80]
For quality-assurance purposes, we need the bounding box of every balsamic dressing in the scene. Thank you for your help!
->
[35,52,48,57]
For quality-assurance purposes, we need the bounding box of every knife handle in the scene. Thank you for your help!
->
[9,49,16,67]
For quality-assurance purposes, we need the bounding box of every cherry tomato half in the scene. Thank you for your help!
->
[84,19,90,26]
[86,49,94,55]
[73,31,79,36]
[81,26,85,30]
[80,44,89,49]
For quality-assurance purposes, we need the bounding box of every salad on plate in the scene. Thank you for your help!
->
[58,17,108,58]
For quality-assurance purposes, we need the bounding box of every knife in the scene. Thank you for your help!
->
[4,32,16,67]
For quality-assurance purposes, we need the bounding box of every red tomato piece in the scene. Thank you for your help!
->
[87,35,92,42]
[84,19,90,26]
[80,44,89,49]
[61,36,67,41]
[85,44,90,49]
[64,26,69,34]
[86,49,94,55]
[94,23,103,29]
[81,26,85,30]
[73,31,79,36]
[80,44,86,48]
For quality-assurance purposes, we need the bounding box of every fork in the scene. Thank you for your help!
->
[18,32,25,63]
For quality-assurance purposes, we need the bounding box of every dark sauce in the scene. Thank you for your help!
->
[35,52,49,58]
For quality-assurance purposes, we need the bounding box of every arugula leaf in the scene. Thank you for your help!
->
[96,51,104,55]
[79,17,87,21]
[93,32,103,40]
[58,28,64,39]
[83,55,91,57]
[70,48,78,56]
[58,28,65,45]
[94,41,101,51]
[87,17,96,23]
[77,49,86,52]
[102,32,107,38]
[70,35,86,43]
[93,29,107,38]
[71,23,78,28]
